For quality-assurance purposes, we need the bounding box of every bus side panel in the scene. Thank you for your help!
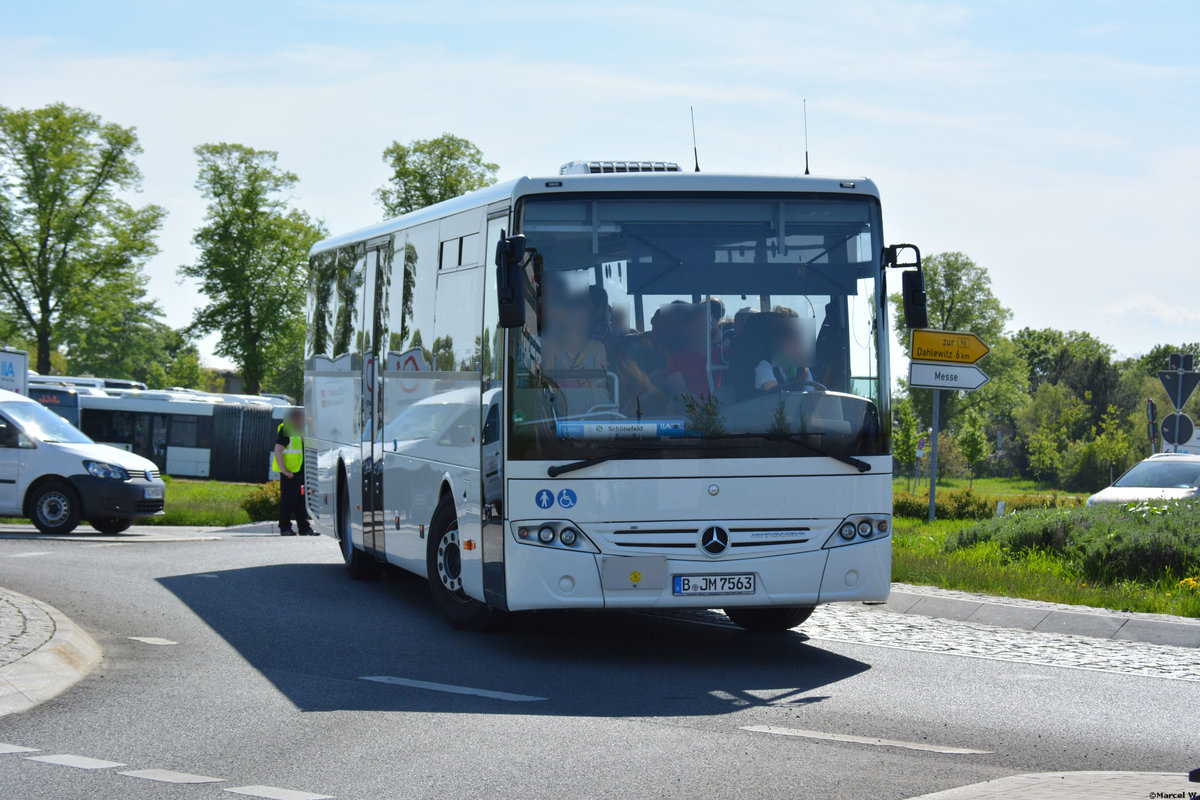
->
[305,436,336,538]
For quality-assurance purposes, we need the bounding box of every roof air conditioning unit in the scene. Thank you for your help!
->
[559,161,682,175]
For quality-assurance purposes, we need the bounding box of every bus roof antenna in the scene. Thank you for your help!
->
[803,98,810,175]
[690,106,700,172]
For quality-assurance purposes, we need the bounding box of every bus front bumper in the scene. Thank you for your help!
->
[503,538,890,612]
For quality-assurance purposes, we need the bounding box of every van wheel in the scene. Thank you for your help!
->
[724,606,814,633]
[30,482,82,535]
[89,518,133,534]
[338,477,375,580]
[426,496,494,631]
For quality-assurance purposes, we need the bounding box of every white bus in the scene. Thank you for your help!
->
[305,162,927,631]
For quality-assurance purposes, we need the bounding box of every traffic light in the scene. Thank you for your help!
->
[1146,399,1157,423]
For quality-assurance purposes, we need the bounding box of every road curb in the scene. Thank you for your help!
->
[876,583,1200,648]
[0,587,102,717]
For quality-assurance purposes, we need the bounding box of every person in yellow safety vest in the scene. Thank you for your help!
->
[273,407,314,536]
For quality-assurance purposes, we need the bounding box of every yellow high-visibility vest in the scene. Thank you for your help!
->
[274,422,304,473]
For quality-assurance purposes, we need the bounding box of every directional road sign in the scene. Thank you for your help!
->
[1158,370,1200,411]
[1161,412,1194,446]
[910,330,990,365]
[908,362,990,392]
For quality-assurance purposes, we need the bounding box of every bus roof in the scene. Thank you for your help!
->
[311,172,880,256]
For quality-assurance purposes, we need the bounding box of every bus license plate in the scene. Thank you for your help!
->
[673,574,755,596]
[144,486,164,499]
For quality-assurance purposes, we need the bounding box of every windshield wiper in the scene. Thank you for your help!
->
[711,433,872,473]
[546,442,755,477]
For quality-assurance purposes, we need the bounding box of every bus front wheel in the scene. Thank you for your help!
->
[426,496,494,631]
[338,477,375,580]
[724,605,814,633]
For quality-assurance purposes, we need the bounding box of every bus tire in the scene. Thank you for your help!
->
[89,518,133,534]
[426,496,493,631]
[338,476,375,580]
[724,605,814,633]
[29,481,82,535]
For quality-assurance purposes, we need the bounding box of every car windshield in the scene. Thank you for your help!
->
[1,400,93,445]
[507,192,886,461]
[1113,460,1200,489]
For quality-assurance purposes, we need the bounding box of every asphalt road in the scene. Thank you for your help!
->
[0,527,1195,799]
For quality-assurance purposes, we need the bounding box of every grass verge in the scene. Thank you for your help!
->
[893,513,1200,618]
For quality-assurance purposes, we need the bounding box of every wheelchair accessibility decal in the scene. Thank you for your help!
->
[536,489,577,509]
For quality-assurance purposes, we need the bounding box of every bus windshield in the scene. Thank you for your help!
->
[507,192,886,461]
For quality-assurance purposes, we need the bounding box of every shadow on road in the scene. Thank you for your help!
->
[158,561,869,718]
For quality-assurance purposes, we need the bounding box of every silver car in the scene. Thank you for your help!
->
[1087,453,1200,505]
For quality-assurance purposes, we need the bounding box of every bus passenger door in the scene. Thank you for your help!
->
[360,239,389,559]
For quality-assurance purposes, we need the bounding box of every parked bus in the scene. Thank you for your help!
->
[305,162,926,631]
[29,386,289,481]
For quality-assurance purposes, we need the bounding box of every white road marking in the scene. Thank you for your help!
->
[26,753,127,769]
[741,725,993,755]
[128,636,178,645]
[225,785,333,800]
[120,768,224,784]
[360,675,547,702]
[4,551,50,558]
[0,744,38,754]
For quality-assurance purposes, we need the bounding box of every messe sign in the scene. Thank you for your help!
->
[909,329,990,523]
[908,362,990,392]
[911,330,990,365]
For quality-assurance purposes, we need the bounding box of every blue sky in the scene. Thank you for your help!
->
[3,1,1199,369]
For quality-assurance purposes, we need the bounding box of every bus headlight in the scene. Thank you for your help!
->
[825,515,891,549]
[511,521,599,553]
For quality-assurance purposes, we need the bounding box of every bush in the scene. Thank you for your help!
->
[947,502,1200,584]
[893,489,1080,520]
[239,482,281,522]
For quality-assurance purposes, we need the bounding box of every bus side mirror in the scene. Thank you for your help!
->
[886,243,928,330]
[495,232,527,329]
[901,269,928,329]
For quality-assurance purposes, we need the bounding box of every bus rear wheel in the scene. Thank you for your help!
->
[426,496,494,631]
[724,605,814,633]
[338,477,375,580]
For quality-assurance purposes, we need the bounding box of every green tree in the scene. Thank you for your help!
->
[955,409,992,489]
[0,103,165,373]
[181,143,326,394]
[1013,383,1089,485]
[893,397,919,491]
[1092,404,1134,484]
[165,345,205,389]
[376,134,498,217]
[56,274,187,382]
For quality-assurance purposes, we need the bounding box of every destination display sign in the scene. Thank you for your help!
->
[908,361,990,392]
[910,330,990,365]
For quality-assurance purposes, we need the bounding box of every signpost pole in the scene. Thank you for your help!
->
[928,390,940,522]
[1176,370,1185,453]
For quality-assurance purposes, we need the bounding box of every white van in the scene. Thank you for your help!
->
[0,388,166,534]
